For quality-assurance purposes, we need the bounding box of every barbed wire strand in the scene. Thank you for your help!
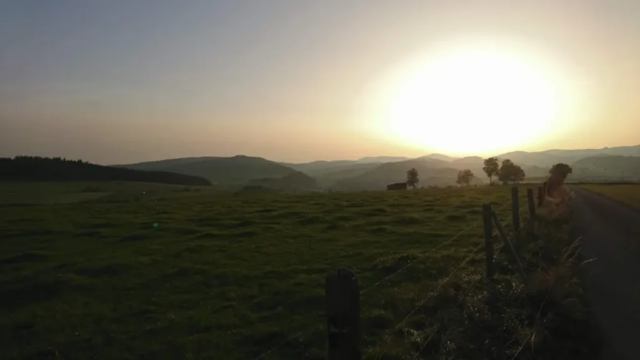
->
[510,294,549,360]
[360,201,512,295]
[253,201,515,359]
[492,204,528,259]
[411,206,533,359]
[412,324,441,360]
[394,243,484,331]
[252,331,302,360]
[369,243,485,359]
[372,207,525,359]
[360,221,477,295]
[412,227,509,359]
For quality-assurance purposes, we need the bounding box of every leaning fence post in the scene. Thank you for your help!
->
[482,204,494,278]
[511,187,520,231]
[326,268,361,360]
[527,188,535,219]
[537,186,544,207]
[492,212,527,284]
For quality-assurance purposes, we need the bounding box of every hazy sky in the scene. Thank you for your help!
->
[1,0,639,164]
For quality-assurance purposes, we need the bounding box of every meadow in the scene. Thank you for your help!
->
[578,184,640,209]
[1,183,567,359]
[0,181,214,206]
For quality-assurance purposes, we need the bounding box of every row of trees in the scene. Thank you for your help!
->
[482,158,573,185]
[482,157,525,185]
[405,159,524,189]
[456,169,475,186]
[404,158,573,189]
[447,159,526,187]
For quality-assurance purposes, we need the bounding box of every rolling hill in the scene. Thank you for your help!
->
[281,156,409,176]
[1,156,212,186]
[248,171,318,191]
[279,160,363,176]
[115,155,297,185]
[356,156,410,163]
[416,153,459,162]
[495,145,640,168]
[111,157,220,171]
[571,155,640,180]
[332,159,479,190]
[314,163,382,187]
[111,144,640,190]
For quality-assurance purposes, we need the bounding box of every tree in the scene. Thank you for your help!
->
[549,163,573,181]
[456,169,475,187]
[482,157,499,185]
[406,168,419,189]
[515,166,525,184]
[498,159,526,184]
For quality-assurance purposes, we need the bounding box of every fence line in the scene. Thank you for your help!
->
[360,221,477,295]
[360,201,512,295]
[368,219,516,359]
[411,220,519,359]
[491,204,528,260]
[367,243,486,358]
[251,192,526,359]
[370,188,534,358]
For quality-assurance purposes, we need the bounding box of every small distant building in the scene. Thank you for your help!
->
[386,182,408,191]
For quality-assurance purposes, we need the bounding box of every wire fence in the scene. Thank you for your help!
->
[367,242,485,358]
[253,332,303,360]
[251,194,529,360]
[360,201,512,295]
[366,204,521,359]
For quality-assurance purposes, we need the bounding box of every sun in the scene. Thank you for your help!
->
[374,43,570,156]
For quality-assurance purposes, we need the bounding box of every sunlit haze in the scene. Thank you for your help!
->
[1,0,639,164]
[362,38,584,156]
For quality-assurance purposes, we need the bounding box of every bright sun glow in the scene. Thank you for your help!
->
[364,41,580,156]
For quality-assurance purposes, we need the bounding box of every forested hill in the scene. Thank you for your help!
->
[0,157,212,186]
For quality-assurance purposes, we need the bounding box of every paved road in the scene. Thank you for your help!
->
[570,186,640,360]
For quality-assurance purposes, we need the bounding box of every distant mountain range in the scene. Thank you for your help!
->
[497,145,640,167]
[112,145,640,190]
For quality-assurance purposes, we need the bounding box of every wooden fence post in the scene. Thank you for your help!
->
[482,204,494,278]
[326,268,361,360]
[527,188,535,219]
[543,181,548,197]
[492,212,527,284]
[511,187,520,231]
[537,186,544,207]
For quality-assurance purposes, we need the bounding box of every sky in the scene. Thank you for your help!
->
[1,0,639,164]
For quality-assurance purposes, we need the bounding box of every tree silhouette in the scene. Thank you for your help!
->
[515,167,525,184]
[482,157,499,185]
[456,169,475,186]
[406,168,419,189]
[498,159,526,184]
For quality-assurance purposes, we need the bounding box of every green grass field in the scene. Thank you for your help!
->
[1,183,530,359]
[0,181,214,206]
[578,184,640,209]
